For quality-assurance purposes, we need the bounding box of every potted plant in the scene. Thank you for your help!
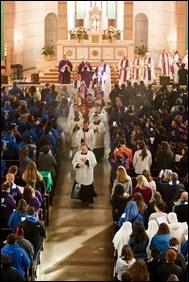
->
[134,45,148,57]
[41,45,55,61]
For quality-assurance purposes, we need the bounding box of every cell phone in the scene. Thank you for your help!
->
[159,170,164,177]
[113,121,117,126]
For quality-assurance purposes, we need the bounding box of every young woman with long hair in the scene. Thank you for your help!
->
[156,141,174,173]
[148,191,165,215]
[19,146,32,176]
[128,221,149,261]
[150,222,172,253]
[127,259,150,281]
[115,244,136,281]
[142,169,157,196]
[111,184,129,222]
[131,126,145,147]
[111,166,132,198]
[132,192,149,228]
[133,140,152,175]
[22,162,46,194]
[21,185,41,217]
[8,198,28,230]
[132,175,152,205]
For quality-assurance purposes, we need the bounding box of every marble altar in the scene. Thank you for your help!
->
[57,39,134,65]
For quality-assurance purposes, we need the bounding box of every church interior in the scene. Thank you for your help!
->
[1,1,188,282]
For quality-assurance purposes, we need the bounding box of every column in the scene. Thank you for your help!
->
[67,1,75,33]
[117,1,124,40]
[58,1,68,40]
[176,1,187,55]
[123,1,133,40]
[85,1,91,28]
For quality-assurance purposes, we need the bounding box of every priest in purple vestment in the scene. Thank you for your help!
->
[78,54,92,88]
[58,54,73,84]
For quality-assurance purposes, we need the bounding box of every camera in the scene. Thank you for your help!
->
[117,143,121,149]
[116,155,122,162]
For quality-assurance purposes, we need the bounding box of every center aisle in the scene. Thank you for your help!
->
[38,145,114,281]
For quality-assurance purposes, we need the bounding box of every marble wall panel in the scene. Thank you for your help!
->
[102,47,114,60]
[89,47,102,60]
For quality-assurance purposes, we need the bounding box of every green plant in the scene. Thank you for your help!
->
[134,45,148,56]
[41,45,55,56]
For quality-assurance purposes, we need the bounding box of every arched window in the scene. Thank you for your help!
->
[134,13,148,47]
[44,13,57,47]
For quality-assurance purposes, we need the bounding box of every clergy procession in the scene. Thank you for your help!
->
[1,1,188,281]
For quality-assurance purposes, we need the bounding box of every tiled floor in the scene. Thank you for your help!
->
[37,145,115,281]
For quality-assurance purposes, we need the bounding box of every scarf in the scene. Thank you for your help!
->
[131,58,140,79]
[96,69,104,85]
[162,53,170,76]
[119,59,128,82]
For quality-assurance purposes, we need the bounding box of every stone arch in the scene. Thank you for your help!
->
[134,13,148,47]
[44,13,57,47]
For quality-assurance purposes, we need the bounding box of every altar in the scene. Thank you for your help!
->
[57,5,134,66]
[57,39,134,65]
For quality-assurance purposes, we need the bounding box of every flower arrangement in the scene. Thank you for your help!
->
[102,26,121,40]
[69,26,89,40]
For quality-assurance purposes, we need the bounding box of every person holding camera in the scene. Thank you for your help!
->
[113,138,133,172]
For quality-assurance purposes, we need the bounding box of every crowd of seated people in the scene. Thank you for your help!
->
[1,77,188,281]
[106,82,188,281]
[1,83,65,280]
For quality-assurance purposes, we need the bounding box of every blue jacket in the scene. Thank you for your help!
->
[118,201,143,228]
[150,233,172,253]
[129,235,149,260]
[8,211,27,230]
[1,133,18,158]
[1,244,30,277]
